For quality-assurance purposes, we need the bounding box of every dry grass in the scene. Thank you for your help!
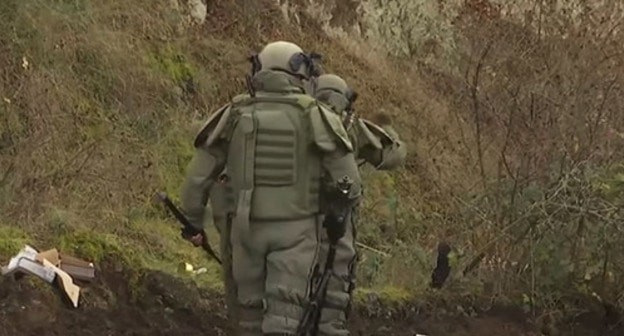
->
[0,0,439,294]
[407,0,624,317]
[2,0,624,325]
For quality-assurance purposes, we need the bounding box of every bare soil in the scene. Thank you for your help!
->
[2,265,620,336]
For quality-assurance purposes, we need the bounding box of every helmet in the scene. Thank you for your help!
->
[316,74,358,103]
[250,41,322,79]
[316,74,350,95]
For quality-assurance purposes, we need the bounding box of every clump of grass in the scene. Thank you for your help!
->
[354,285,412,306]
[57,230,133,264]
[0,226,30,259]
[147,44,197,86]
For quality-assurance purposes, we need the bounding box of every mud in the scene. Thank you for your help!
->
[2,263,624,335]
[0,265,554,336]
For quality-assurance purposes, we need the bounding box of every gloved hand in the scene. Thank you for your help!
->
[323,211,348,244]
[181,226,205,247]
[322,175,354,244]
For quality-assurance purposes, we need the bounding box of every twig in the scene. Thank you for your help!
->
[460,176,570,276]
[589,76,618,147]
[356,242,390,258]
[530,224,536,317]
[470,39,494,189]
[207,19,239,34]
[546,202,614,222]
[28,141,98,188]
[0,161,15,187]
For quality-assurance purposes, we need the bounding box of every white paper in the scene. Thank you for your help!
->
[2,257,57,283]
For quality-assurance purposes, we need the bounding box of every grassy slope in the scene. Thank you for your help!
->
[0,0,450,301]
[6,1,622,318]
[0,0,624,324]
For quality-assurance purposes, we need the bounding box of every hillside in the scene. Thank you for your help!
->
[1,0,624,335]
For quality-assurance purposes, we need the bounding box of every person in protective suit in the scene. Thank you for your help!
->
[179,41,362,336]
[315,74,407,170]
[312,73,407,334]
[206,172,239,326]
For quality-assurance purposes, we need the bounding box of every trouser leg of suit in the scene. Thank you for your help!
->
[214,215,240,327]
[231,216,321,336]
[316,209,358,336]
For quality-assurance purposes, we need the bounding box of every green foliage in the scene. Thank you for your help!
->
[354,285,412,305]
[57,230,132,263]
[592,163,624,203]
[377,285,412,304]
[0,0,225,296]
[153,120,196,199]
[147,45,197,85]
[0,226,30,259]
[451,162,624,314]
[50,209,223,290]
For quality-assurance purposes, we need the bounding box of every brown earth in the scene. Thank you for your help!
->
[1,265,621,336]
[0,267,520,336]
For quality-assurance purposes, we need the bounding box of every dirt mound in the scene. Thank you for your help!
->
[0,265,233,336]
[2,264,623,336]
[349,307,536,336]
[0,264,535,336]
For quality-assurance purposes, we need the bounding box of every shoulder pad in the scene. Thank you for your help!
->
[310,104,353,152]
[232,93,316,110]
[193,104,232,148]
[360,118,394,147]
[231,93,252,105]
[355,118,382,150]
[293,94,317,109]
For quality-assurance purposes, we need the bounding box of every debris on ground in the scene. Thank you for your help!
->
[178,261,208,275]
[1,245,96,308]
[36,248,96,282]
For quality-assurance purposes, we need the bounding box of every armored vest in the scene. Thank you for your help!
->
[224,92,323,221]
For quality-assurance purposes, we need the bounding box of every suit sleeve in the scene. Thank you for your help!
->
[321,147,362,201]
[180,145,227,230]
[357,123,407,171]
[310,106,362,201]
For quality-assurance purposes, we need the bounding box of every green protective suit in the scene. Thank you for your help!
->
[314,89,407,335]
[208,176,239,328]
[180,70,362,336]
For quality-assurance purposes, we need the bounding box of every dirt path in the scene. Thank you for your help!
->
[0,267,619,336]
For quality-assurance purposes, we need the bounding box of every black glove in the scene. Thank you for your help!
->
[323,210,348,244]
[322,175,354,244]
[180,225,203,240]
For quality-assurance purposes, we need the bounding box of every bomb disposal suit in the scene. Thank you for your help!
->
[180,41,362,336]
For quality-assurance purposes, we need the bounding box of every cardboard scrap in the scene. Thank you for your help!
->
[41,258,81,308]
[35,249,59,265]
[36,248,96,282]
[1,245,96,308]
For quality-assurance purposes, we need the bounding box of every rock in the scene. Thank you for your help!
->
[168,0,207,28]
[189,0,207,25]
